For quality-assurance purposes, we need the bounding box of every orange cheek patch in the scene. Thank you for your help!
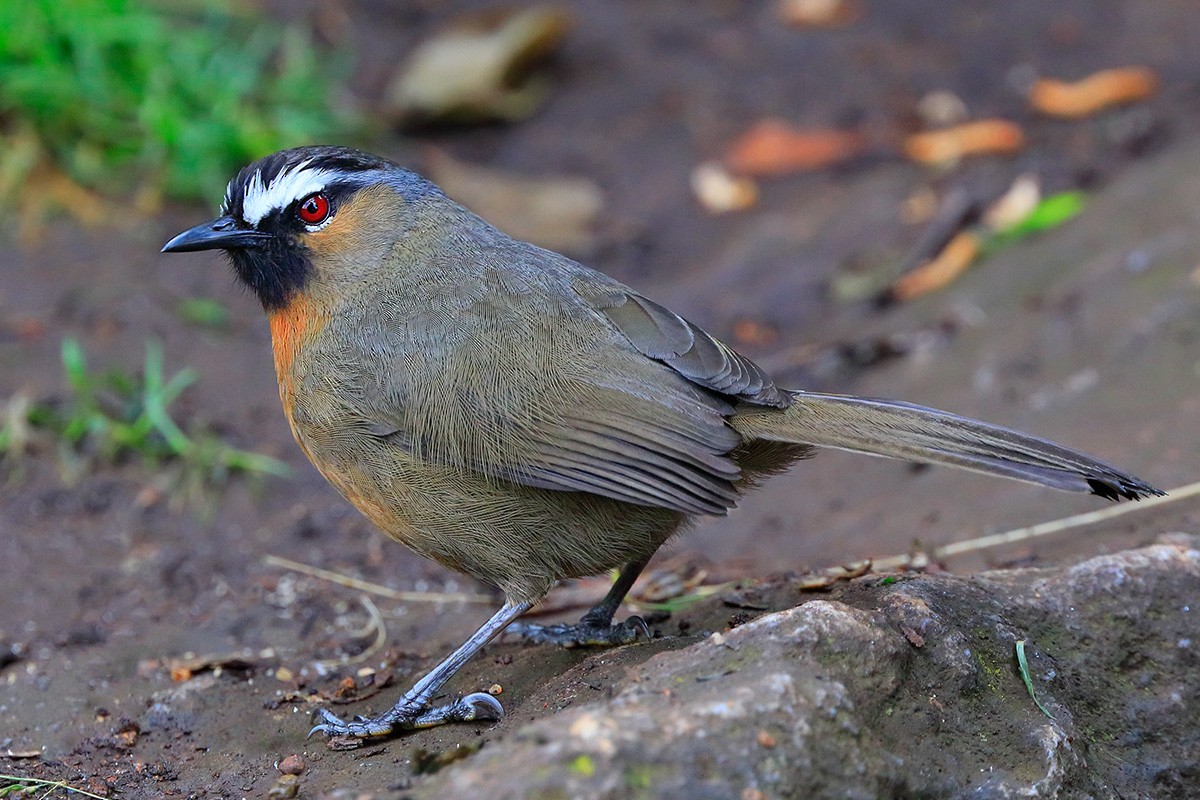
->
[300,184,399,257]
[303,206,367,254]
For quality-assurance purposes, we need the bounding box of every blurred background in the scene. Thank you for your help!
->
[2,0,1199,792]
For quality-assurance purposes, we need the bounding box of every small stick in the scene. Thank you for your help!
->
[874,480,1200,572]
[263,554,493,604]
[315,594,390,669]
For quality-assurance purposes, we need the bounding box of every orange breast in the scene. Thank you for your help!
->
[267,294,326,439]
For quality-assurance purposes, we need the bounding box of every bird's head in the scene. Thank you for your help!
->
[162,146,442,311]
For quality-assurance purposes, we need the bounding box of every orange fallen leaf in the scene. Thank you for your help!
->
[1029,67,1159,119]
[888,231,981,302]
[725,119,868,176]
[11,316,46,340]
[733,319,779,347]
[164,651,258,682]
[904,120,1025,166]
[778,0,862,27]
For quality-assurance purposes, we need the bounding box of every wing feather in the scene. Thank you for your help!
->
[360,244,791,515]
[597,292,788,408]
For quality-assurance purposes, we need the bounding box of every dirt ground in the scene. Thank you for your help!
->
[3,1,1200,797]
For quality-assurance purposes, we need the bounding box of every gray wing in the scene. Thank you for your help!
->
[362,244,787,516]
[581,288,791,409]
[510,391,745,515]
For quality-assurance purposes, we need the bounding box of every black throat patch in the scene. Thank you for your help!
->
[225,235,312,312]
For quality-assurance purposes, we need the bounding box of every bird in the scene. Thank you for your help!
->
[162,145,1162,742]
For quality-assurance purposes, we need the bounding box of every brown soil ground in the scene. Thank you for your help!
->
[2,1,1199,797]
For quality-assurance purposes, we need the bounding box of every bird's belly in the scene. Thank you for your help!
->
[295,429,686,602]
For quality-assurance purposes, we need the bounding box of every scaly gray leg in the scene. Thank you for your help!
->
[505,558,652,647]
[310,599,534,741]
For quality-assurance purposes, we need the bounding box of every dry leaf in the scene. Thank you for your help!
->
[888,231,981,302]
[2,749,43,759]
[795,560,873,590]
[385,5,572,125]
[636,567,709,603]
[691,161,758,213]
[983,173,1041,232]
[778,0,862,27]
[732,319,779,347]
[916,90,970,127]
[158,650,262,683]
[904,120,1025,166]
[725,120,867,176]
[1029,67,1159,119]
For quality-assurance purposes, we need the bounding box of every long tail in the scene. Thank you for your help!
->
[730,390,1163,501]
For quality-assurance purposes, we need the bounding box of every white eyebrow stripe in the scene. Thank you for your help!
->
[240,159,338,225]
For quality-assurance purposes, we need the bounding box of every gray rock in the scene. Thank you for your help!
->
[419,537,1200,799]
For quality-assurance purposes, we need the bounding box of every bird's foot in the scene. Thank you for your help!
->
[307,692,503,746]
[505,615,650,648]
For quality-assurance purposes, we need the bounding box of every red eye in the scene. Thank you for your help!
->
[297,193,330,225]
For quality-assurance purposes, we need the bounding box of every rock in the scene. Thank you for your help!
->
[278,753,305,775]
[418,536,1200,798]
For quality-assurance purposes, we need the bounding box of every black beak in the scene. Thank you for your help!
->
[162,216,272,253]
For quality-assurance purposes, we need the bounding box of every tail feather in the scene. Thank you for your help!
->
[730,390,1163,501]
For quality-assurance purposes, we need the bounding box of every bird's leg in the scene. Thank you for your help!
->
[505,557,652,647]
[310,600,533,741]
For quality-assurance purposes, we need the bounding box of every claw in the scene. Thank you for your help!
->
[309,707,347,730]
[625,615,651,641]
[410,692,505,729]
[305,693,505,740]
[296,601,535,743]
[460,692,504,721]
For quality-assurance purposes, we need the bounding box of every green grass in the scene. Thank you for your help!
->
[1015,639,1055,720]
[1,338,290,499]
[0,0,357,203]
[985,191,1088,254]
[0,772,108,799]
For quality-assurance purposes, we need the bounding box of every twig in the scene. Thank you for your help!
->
[874,479,1200,572]
[626,583,731,614]
[263,555,493,604]
[315,594,390,669]
[880,185,981,304]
